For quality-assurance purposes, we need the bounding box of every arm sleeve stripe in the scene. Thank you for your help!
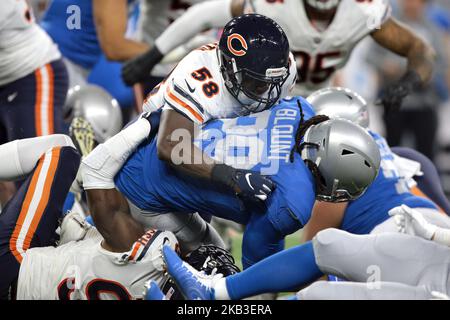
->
[173,83,205,114]
[165,86,204,123]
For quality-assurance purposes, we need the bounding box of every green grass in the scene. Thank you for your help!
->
[230,230,304,271]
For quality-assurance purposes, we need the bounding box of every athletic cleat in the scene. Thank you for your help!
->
[145,281,166,300]
[162,245,219,300]
[69,116,96,157]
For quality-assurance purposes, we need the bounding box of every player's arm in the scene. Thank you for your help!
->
[302,201,348,241]
[157,109,216,179]
[93,0,148,61]
[157,109,274,202]
[121,0,243,85]
[371,18,435,111]
[86,188,145,252]
[81,116,154,252]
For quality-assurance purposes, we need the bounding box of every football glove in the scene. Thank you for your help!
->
[389,204,437,240]
[379,70,422,114]
[121,46,164,86]
[211,164,275,203]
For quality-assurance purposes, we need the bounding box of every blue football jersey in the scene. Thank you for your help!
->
[41,0,136,69]
[341,131,438,234]
[115,97,317,230]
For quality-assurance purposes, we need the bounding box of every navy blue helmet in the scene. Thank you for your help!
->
[218,14,290,113]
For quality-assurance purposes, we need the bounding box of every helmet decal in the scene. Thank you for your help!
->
[227,33,248,57]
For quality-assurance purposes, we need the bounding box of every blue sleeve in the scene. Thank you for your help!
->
[241,212,285,269]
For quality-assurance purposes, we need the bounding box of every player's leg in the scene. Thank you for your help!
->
[392,146,450,215]
[3,59,68,140]
[163,228,450,300]
[0,145,80,299]
[161,240,323,300]
[241,211,287,269]
[312,228,450,294]
[129,202,225,255]
[296,281,434,300]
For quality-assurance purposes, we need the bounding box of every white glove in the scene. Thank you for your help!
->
[59,211,91,245]
[388,205,437,240]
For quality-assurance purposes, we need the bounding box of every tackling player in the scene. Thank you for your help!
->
[124,0,435,111]
[0,134,180,300]
[136,14,298,207]
[302,87,450,242]
[81,95,380,268]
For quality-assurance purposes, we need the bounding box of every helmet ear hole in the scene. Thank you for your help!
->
[364,160,372,168]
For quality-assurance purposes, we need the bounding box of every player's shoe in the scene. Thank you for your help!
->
[145,281,166,300]
[69,117,96,157]
[162,245,219,300]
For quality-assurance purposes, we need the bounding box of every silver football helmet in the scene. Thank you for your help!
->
[307,87,370,128]
[301,119,380,202]
[65,85,123,143]
[306,0,340,11]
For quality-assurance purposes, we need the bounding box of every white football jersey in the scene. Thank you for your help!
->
[0,0,60,86]
[143,43,297,123]
[245,0,391,96]
[16,229,178,300]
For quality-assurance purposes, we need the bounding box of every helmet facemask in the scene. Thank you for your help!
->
[306,0,340,11]
[219,52,289,115]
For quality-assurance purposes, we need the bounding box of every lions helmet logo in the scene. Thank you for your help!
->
[227,33,248,57]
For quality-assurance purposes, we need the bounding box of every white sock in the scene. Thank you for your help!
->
[214,277,231,300]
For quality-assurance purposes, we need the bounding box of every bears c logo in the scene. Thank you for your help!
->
[227,33,248,57]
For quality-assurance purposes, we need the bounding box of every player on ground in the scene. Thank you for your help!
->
[123,0,435,112]
[302,87,450,242]
[0,134,179,300]
[81,96,380,268]
[157,210,450,300]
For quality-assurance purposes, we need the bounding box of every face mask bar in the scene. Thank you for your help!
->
[220,53,289,114]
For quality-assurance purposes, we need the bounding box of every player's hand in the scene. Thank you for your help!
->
[389,204,437,240]
[378,70,422,114]
[232,169,275,202]
[121,47,164,86]
[211,164,275,203]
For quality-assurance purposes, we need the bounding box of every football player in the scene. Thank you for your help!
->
[0,0,67,139]
[0,0,68,206]
[0,134,179,300]
[130,14,298,208]
[40,0,147,110]
[157,216,450,300]
[81,95,380,268]
[123,0,435,112]
[302,87,450,242]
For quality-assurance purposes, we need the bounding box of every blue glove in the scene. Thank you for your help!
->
[211,164,275,203]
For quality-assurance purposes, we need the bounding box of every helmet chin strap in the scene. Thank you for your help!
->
[306,0,339,11]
